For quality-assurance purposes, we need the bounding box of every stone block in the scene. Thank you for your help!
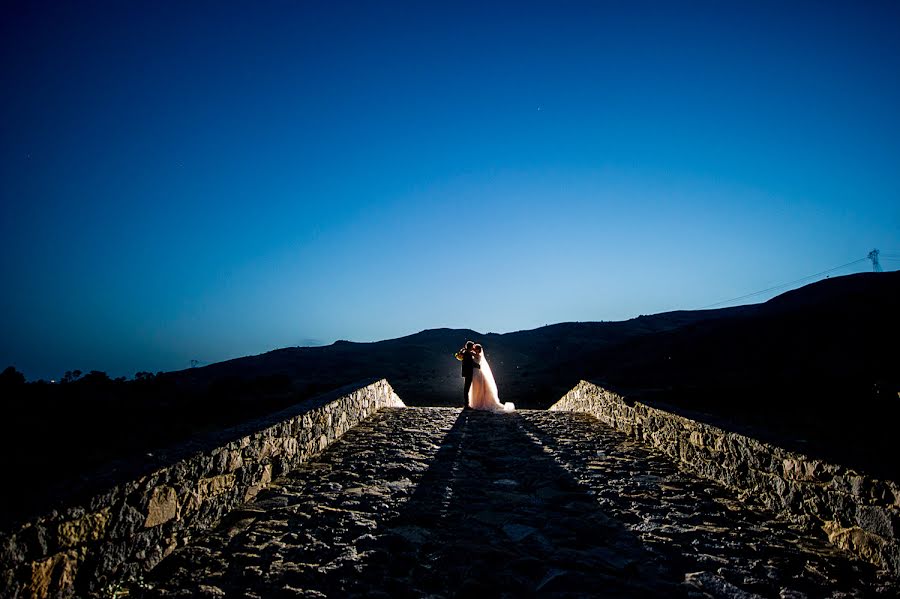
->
[244,464,273,502]
[144,486,179,528]
[57,508,111,549]
[823,519,888,569]
[782,458,804,481]
[856,505,895,539]
[197,474,235,499]
[29,548,84,599]
[109,503,144,540]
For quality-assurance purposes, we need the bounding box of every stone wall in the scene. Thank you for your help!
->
[0,378,405,599]
[550,380,900,576]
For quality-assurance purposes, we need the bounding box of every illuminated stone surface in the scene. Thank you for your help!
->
[552,380,900,574]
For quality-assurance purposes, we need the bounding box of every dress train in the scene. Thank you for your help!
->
[468,352,514,412]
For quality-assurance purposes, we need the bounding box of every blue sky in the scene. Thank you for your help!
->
[2,1,898,380]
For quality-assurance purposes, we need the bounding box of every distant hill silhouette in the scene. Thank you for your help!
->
[167,307,752,408]
[168,271,898,405]
[2,271,898,526]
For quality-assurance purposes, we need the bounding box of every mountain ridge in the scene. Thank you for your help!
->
[166,272,898,407]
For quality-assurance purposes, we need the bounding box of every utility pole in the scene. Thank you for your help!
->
[867,249,883,272]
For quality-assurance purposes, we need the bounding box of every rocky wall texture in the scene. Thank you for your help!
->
[549,380,900,576]
[0,378,404,599]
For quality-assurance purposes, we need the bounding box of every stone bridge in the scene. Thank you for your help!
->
[3,380,898,598]
[135,408,893,598]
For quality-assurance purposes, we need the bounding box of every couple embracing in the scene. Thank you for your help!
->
[456,341,515,412]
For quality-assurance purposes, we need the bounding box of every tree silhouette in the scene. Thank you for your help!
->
[80,370,111,385]
[0,366,25,387]
[62,370,83,383]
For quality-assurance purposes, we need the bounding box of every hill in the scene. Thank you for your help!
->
[167,307,751,408]
[167,271,899,405]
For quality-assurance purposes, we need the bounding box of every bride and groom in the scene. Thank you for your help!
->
[458,341,515,412]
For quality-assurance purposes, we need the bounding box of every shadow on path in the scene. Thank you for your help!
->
[325,410,684,597]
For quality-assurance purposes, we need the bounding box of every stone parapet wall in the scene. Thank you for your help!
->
[550,380,900,576]
[0,378,404,599]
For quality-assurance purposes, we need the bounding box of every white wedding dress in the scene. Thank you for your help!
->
[468,352,515,412]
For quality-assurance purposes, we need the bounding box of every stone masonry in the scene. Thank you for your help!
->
[0,379,404,599]
[5,378,899,598]
[134,407,896,597]
[550,380,900,576]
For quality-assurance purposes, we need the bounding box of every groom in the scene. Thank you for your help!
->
[459,340,480,409]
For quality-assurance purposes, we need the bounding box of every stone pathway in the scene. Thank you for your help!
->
[135,408,897,598]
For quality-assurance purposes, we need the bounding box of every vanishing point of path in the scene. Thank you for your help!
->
[136,408,897,598]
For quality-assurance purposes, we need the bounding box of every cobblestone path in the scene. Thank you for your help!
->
[137,408,897,598]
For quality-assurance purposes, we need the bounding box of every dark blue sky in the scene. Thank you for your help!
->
[2,1,899,380]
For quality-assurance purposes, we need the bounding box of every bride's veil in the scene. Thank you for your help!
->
[479,351,501,404]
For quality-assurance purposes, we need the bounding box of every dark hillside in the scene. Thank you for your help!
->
[580,272,900,478]
[167,307,749,407]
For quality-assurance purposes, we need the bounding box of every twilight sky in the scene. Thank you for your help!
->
[2,1,899,380]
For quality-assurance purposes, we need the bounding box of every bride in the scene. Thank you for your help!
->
[468,344,515,412]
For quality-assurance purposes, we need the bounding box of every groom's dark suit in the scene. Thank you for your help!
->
[461,350,479,407]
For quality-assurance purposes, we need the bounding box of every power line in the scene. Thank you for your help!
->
[700,258,868,310]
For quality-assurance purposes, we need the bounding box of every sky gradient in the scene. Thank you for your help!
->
[2,1,899,380]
